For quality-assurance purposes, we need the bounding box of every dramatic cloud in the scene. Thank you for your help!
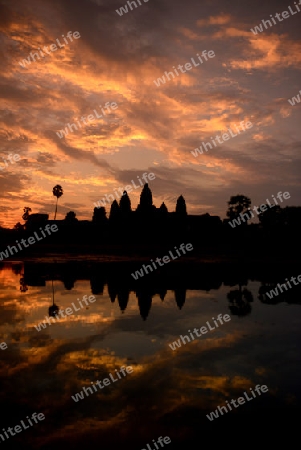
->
[0,0,300,226]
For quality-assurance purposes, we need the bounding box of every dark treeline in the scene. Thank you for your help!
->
[1,185,301,256]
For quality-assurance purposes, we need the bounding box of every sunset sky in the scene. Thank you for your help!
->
[1,0,301,228]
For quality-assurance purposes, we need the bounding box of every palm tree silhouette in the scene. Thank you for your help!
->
[48,278,59,317]
[52,185,63,220]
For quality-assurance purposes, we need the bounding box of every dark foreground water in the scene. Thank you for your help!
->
[0,260,300,448]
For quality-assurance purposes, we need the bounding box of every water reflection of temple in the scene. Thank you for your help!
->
[16,261,301,321]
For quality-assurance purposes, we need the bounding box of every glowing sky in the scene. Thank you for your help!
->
[0,0,300,227]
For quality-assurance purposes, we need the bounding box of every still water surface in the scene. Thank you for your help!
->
[0,262,300,448]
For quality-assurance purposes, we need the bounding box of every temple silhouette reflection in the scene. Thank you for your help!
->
[15,261,301,321]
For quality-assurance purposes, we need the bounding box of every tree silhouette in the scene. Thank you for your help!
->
[258,283,281,304]
[226,195,251,224]
[176,195,187,216]
[282,206,301,229]
[22,207,32,221]
[227,285,253,316]
[258,205,282,228]
[53,185,63,220]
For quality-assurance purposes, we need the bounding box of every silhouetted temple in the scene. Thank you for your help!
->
[1,182,301,253]
[6,183,221,246]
